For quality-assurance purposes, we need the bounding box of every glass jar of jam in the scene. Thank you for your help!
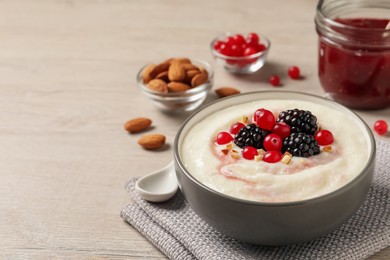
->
[315,0,390,110]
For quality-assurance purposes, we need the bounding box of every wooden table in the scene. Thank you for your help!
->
[1,0,388,258]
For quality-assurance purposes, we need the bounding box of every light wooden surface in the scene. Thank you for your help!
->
[0,0,388,259]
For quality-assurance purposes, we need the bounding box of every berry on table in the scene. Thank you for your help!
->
[254,108,275,130]
[242,146,258,160]
[263,134,282,151]
[263,151,282,163]
[315,130,334,145]
[288,66,301,79]
[269,75,281,87]
[215,131,233,145]
[230,122,246,135]
[374,120,388,135]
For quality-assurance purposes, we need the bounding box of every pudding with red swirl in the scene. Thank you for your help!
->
[180,99,370,203]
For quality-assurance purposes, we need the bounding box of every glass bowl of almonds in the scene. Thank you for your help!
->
[137,57,214,113]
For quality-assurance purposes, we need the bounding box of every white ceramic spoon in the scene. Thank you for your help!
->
[135,161,178,202]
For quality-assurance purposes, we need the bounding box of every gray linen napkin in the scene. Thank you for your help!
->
[121,140,390,260]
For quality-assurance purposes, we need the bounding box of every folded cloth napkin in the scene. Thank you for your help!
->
[121,140,390,260]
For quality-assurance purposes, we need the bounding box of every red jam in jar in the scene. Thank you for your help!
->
[315,0,390,110]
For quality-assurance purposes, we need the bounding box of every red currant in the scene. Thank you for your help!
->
[263,134,282,151]
[253,43,266,52]
[315,130,334,146]
[240,43,247,51]
[269,75,281,87]
[243,46,257,65]
[263,151,282,163]
[243,46,257,56]
[213,40,224,52]
[219,43,231,56]
[226,36,235,46]
[246,32,260,46]
[214,33,264,59]
[288,66,300,79]
[215,132,233,145]
[271,123,291,139]
[254,108,275,130]
[229,122,246,135]
[374,120,388,135]
[242,146,258,160]
[230,44,244,57]
[232,34,245,45]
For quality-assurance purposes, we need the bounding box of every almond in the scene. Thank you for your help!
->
[183,63,198,70]
[281,153,292,164]
[230,149,240,159]
[150,62,170,79]
[163,58,173,64]
[148,79,168,93]
[185,69,200,83]
[191,71,208,87]
[142,64,156,84]
[124,117,152,133]
[323,145,333,152]
[198,66,209,79]
[167,82,191,92]
[137,134,166,150]
[240,115,248,124]
[168,62,186,82]
[171,57,191,64]
[221,149,229,155]
[215,87,241,98]
[155,71,169,82]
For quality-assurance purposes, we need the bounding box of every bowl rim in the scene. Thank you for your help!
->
[174,90,376,207]
[210,32,271,60]
[136,59,214,97]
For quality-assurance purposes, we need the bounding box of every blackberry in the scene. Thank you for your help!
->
[277,109,318,135]
[234,124,269,149]
[283,132,320,157]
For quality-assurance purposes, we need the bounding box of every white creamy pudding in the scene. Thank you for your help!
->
[180,99,370,202]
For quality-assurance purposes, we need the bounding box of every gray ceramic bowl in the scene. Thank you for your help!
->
[173,91,375,246]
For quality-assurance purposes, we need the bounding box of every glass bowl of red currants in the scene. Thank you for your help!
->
[210,32,270,74]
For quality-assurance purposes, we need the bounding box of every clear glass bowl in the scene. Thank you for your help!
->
[210,33,271,74]
[137,59,214,113]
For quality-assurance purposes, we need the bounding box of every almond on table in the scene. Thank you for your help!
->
[215,87,241,98]
[124,117,152,133]
[137,134,166,150]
